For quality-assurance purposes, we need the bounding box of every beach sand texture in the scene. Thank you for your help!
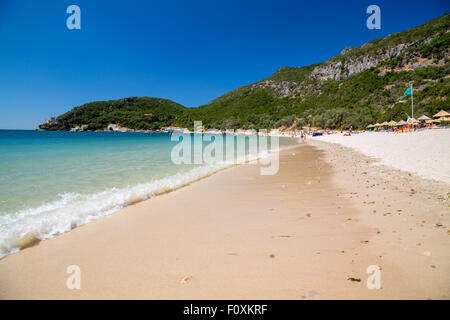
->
[0,142,449,299]
[314,129,450,184]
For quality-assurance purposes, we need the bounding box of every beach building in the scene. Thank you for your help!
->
[161,126,186,133]
[106,124,131,132]
[44,117,58,125]
[69,124,88,132]
[107,124,120,131]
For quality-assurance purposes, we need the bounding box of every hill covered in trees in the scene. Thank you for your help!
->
[40,14,450,131]
[39,97,187,131]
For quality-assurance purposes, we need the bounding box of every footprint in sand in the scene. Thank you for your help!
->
[301,290,317,299]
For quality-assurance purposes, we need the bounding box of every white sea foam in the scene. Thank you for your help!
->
[0,148,279,259]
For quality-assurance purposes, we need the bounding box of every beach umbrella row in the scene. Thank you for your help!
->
[369,122,393,128]
[426,117,450,124]
[371,120,403,127]
[366,110,449,129]
[368,119,414,128]
[432,110,450,123]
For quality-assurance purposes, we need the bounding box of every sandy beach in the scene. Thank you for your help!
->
[2,1,449,306]
[0,138,449,299]
[314,129,450,184]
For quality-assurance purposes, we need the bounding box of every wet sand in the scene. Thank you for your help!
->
[0,143,448,299]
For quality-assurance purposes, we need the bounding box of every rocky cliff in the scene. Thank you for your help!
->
[310,35,445,81]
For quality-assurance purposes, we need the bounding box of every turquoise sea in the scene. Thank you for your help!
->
[0,130,299,258]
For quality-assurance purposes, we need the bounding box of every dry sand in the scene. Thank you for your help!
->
[0,143,448,299]
[314,129,450,184]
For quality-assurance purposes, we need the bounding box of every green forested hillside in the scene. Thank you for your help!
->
[180,65,448,130]
[39,97,187,131]
[40,14,450,131]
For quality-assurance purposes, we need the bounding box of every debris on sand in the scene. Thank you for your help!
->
[180,276,192,284]
[347,277,361,282]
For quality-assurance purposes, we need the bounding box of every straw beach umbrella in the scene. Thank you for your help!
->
[372,123,382,131]
[432,110,450,125]
[397,120,408,126]
[433,110,450,118]
[388,120,398,126]
[417,115,430,127]
[417,115,431,121]
[381,121,389,127]
[366,124,374,129]
[407,117,419,125]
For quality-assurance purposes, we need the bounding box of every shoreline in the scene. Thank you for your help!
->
[0,142,449,299]
[0,137,301,260]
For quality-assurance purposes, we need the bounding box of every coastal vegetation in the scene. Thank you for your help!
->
[39,97,186,131]
[40,14,450,131]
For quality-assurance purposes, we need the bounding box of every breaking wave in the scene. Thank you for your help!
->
[0,151,275,259]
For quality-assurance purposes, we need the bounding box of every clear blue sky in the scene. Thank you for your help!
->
[0,0,448,129]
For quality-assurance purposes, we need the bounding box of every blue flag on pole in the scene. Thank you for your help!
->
[403,87,412,95]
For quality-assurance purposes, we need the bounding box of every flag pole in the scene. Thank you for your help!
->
[411,84,414,129]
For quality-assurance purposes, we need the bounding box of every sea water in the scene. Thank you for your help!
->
[0,130,298,258]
